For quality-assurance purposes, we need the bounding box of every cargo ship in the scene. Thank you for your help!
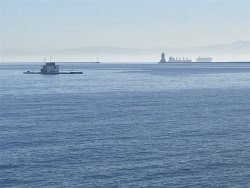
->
[168,56,192,63]
[158,52,192,63]
[196,57,212,62]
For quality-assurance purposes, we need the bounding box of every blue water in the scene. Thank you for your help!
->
[0,63,250,187]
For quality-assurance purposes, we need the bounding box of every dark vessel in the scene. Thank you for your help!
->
[24,62,83,74]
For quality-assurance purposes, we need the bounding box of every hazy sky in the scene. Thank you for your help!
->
[1,0,250,52]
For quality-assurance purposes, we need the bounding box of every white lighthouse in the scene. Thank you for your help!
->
[159,52,167,63]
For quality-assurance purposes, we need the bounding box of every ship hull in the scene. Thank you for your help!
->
[23,71,83,74]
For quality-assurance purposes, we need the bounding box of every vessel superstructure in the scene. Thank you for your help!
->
[168,57,192,63]
[41,62,60,74]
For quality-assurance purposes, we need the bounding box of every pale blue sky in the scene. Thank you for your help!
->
[1,0,250,52]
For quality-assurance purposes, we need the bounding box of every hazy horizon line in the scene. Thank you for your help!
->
[1,40,249,53]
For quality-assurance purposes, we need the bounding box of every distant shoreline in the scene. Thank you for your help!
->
[1,61,250,64]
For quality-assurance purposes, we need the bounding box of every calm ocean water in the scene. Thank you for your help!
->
[0,63,250,187]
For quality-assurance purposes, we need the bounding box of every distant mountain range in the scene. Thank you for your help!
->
[55,40,249,55]
[54,40,250,61]
[1,40,250,62]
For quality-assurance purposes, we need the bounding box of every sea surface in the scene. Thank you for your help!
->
[0,63,250,187]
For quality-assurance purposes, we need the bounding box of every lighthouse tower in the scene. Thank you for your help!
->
[159,52,167,63]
